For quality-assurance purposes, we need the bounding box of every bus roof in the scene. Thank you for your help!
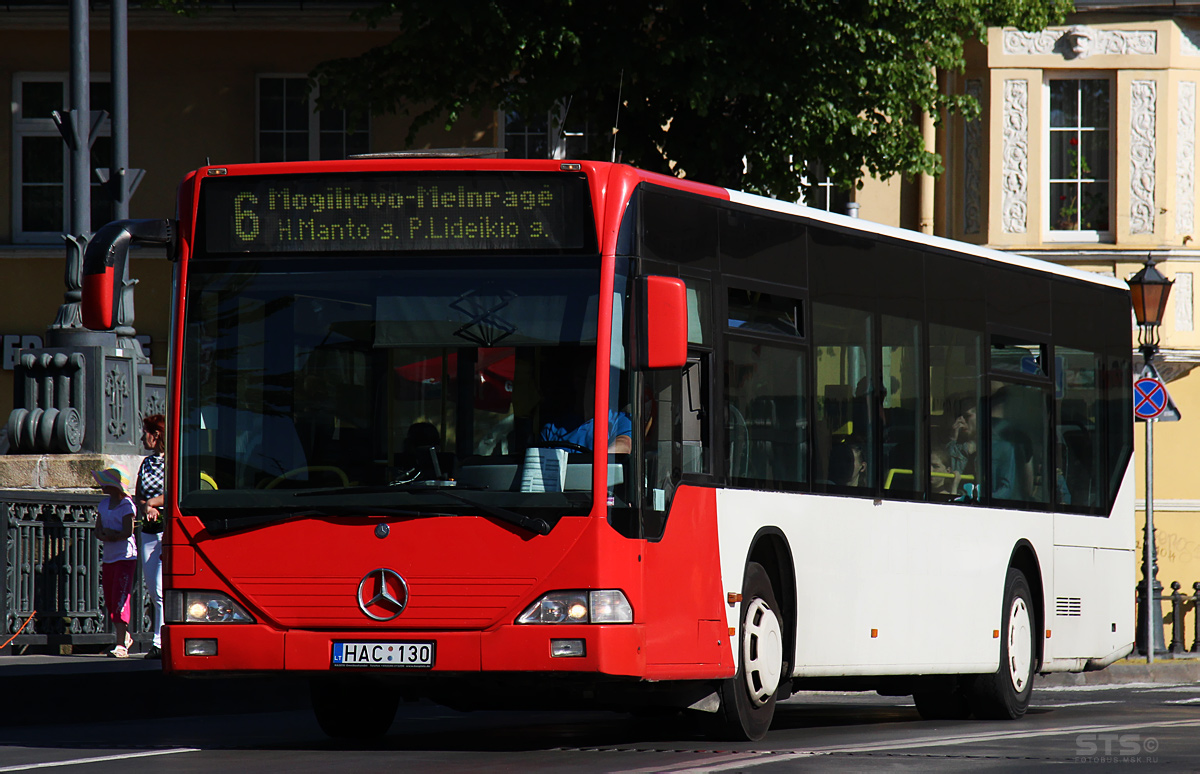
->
[721,188,1129,293]
[188,157,1128,293]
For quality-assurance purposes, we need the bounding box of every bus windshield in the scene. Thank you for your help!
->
[178,255,614,529]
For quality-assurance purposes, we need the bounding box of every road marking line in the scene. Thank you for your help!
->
[1032,700,1121,708]
[651,718,1200,773]
[0,748,200,772]
[1037,682,1178,692]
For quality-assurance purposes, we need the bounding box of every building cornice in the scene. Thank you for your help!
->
[0,5,379,32]
[1001,248,1200,265]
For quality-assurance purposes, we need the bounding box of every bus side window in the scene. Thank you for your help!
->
[642,355,709,538]
[1057,348,1102,509]
[928,323,985,501]
[813,302,874,490]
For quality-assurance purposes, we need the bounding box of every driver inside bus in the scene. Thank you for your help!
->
[539,360,632,454]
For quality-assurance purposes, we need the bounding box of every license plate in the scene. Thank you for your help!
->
[331,641,435,668]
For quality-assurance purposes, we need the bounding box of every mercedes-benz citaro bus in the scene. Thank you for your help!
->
[81,153,1134,741]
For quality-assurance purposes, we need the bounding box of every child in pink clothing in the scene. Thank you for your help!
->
[93,467,136,658]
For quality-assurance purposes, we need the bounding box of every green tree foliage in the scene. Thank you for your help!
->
[306,1,1071,197]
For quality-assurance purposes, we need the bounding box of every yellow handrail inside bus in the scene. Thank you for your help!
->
[199,472,218,490]
[884,469,976,489]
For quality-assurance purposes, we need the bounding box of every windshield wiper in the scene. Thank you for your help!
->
[293,485,551,536]
[193,505,457,536]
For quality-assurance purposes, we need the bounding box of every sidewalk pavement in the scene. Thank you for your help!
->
[1039,657,1200,687]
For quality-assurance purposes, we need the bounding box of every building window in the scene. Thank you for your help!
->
[801,161,851,214]
[503,101,589,160]
[257,76,369,162]
[12,74,112,243]
[1049,78,1110,235]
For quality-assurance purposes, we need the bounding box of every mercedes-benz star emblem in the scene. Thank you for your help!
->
[356,568,409,621]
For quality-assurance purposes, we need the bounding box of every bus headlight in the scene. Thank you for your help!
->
[165,590,255,624]
[516,590,633,624]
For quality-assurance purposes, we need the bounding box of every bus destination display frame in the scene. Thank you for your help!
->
[199,171,596,255]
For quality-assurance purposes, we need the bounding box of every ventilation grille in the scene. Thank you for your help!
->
[1056,597,1083,617]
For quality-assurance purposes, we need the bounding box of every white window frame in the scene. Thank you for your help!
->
[1043,73,1114,243]
[800,161,851,213]
[12,72,111,244]
[256,74,370,162]
[498,100,589,159]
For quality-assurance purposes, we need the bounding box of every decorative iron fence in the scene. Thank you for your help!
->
[1,490,152,652]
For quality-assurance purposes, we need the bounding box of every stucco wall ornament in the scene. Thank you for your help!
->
[1002,80,1029,234]
[1178,82,1196,237]
[1130,80,1157,236]
[1003,27,1157,58]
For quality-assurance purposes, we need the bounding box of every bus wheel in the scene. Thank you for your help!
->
[310,676,399,739]
[970,568,1035,720]
[713,561,784,741]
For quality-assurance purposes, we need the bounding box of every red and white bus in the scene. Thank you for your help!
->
[83,156,1134,741]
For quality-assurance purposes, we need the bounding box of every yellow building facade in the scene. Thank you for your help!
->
[2,3,1199,641]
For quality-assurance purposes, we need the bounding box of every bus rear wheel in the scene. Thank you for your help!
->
[712,561,784,741]
[970,568,1036,720]
[310,676,399,739]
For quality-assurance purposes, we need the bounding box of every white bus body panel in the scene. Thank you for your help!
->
[714,460,1135,679]
[1044,463,1136,671]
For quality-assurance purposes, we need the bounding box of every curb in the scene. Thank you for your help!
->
[1039,658,1200,687]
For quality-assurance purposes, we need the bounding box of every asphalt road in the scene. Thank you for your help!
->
[3,679,1200,772]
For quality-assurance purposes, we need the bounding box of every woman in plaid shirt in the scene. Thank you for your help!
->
[136,413,166,659]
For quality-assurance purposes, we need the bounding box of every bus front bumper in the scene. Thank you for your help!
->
[163,623,650,676]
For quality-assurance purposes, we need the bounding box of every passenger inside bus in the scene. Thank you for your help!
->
[990,387,1035,501]
[827,440,866,487]
[930,445,962,498]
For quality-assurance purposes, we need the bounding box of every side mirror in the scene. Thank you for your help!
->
[637,275,688,370]
[82,219,175,331]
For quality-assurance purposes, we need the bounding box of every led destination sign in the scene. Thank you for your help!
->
[201,172,593,254]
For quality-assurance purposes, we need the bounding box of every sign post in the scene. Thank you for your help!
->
[1133,364,1179,661]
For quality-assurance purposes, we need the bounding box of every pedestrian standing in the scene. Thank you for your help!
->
[136,414,166,659]
[93,467,136,658]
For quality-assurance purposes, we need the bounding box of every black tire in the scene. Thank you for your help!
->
[913,682,972,720]
[310,676,399,739]
[970,568,1036,720]
[711,562,785,741]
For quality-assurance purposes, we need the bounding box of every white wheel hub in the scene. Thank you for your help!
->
[742,597,783,706]
[1007,595,1032,693]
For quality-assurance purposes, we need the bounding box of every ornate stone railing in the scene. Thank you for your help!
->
[1,489,151,653]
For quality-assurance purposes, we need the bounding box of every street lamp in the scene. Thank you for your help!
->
[1129,255,1173,662]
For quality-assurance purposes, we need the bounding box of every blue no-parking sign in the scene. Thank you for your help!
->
[1134,363,1181,422]
[1134,377,1168,420]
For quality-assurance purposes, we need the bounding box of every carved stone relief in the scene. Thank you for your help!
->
[1175,272,1194,333]
[1002,80,1029,234]
[1003,27,1157,58]
[1182,27,1200,56]
[964,80,982,235]
[1130,80,1157,235]
[1178,82,1196,237]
